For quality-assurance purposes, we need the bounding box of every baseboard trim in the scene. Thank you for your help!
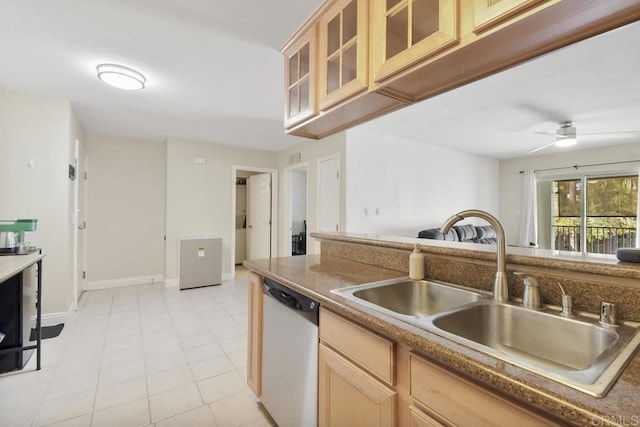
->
[86,274,165,291]
[37,303,74,327]
[165,273,233,289]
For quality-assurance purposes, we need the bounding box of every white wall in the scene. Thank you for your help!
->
[277,132,347,256]
[290,170,307,235]
[86,135,166,286]
[499,141,640,246]
[165,138,277,283]
[0,89,79,315]
[345,128,500,236]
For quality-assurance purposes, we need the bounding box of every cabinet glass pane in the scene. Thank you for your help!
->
[300,43,309,77]
[327,56,340,93]
[386,6,408,60]
[289,52,299,82]
[387,0,403,11]
[342,43,357,84]
[343,1,358,43]
[300,78,310,111]
[328,15,340,56]
[289,85,299,116]
[412,0,440,45]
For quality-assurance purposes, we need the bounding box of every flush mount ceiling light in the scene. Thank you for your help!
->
[96,63,146,90]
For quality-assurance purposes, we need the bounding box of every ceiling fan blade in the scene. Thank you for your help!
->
[529,141,556,153]
[579,131,640,137]
[533,131,555,136]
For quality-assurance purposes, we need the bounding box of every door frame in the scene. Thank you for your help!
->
[285,162,309,256]
[72,139,89,310]
[231,165,278,279]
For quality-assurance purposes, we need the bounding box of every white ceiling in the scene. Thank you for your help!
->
[1,3,638,156]
[0,0,322,151]
[360,20,640,160]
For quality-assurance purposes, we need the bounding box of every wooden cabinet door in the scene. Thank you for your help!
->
[283,26,318,128]
[409,405,445,427]
[318,0,369,111]
[473,0,546,33]
[319,343,397,427]
[246,271,263,396]
[371,0,459,83]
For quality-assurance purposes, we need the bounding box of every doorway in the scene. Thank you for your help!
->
[286,163,308,256]
[231,166,277,277]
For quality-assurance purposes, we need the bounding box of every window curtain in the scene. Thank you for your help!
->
[518,169,538,247]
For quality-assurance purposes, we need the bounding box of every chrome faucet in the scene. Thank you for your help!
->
[441,210,508,302]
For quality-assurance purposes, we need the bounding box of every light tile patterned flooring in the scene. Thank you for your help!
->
[0,266,275,427]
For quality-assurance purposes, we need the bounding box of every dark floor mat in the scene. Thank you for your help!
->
[30,323,64,341]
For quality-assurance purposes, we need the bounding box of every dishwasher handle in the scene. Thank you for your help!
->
[263,277,320,313]
[268,287,301,309]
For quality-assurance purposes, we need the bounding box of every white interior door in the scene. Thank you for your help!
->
[319,156,341,232]
[247,173,272,260]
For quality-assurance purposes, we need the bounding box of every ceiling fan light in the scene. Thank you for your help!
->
[555,137,577,147]
[97,64,146,90]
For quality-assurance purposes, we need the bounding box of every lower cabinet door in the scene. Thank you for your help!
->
[319,343,397,427]
[409,405,445,427]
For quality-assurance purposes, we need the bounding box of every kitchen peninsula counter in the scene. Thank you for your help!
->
[0,252,44,283]
[244,253,640,426]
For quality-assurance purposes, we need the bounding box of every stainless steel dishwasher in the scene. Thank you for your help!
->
[261,277,319,427]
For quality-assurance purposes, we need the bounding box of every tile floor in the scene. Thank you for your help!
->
[0,266,276,427]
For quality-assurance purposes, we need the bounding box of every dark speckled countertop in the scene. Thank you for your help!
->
[244,254,640,427]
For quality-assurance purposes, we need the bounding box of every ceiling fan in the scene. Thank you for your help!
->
[529,121,640,153]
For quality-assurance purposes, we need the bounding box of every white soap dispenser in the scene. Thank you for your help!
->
[409,243,424,280]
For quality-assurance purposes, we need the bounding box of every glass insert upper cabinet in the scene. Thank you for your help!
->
[371,0,459,83]
[473,0,546,33]
[318,0,369,111]
[283,27,317,128]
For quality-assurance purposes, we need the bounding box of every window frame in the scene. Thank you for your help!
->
[536,164,639,255]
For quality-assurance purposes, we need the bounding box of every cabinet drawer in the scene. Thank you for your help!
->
[320,308,395,385]
[409,353,556,426]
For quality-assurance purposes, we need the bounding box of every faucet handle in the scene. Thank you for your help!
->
[600,301,619,327]
[514,272,542,310]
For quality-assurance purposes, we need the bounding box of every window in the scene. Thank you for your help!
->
[552,175,638,254]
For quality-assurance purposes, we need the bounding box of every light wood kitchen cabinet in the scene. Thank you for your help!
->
[370,0,459,84]
[409,405,445,427]
[283,26,317,128]
[318,0,369,111]
[320,308,558,426]
[246,271,263,396]
[472,0,546,33]
[409,352,557,426]
[319,343,397,427]
[320,307,395,386]
[282,0,640,139]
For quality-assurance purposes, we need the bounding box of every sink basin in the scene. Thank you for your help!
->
[432,301,640,396]
[332,277,640,396]
[332,278,484,318]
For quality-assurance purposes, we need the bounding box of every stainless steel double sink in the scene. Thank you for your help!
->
[332,277,640,397]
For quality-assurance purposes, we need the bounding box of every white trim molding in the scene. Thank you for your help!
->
[86,274,165,291]
[165,272,234,289]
